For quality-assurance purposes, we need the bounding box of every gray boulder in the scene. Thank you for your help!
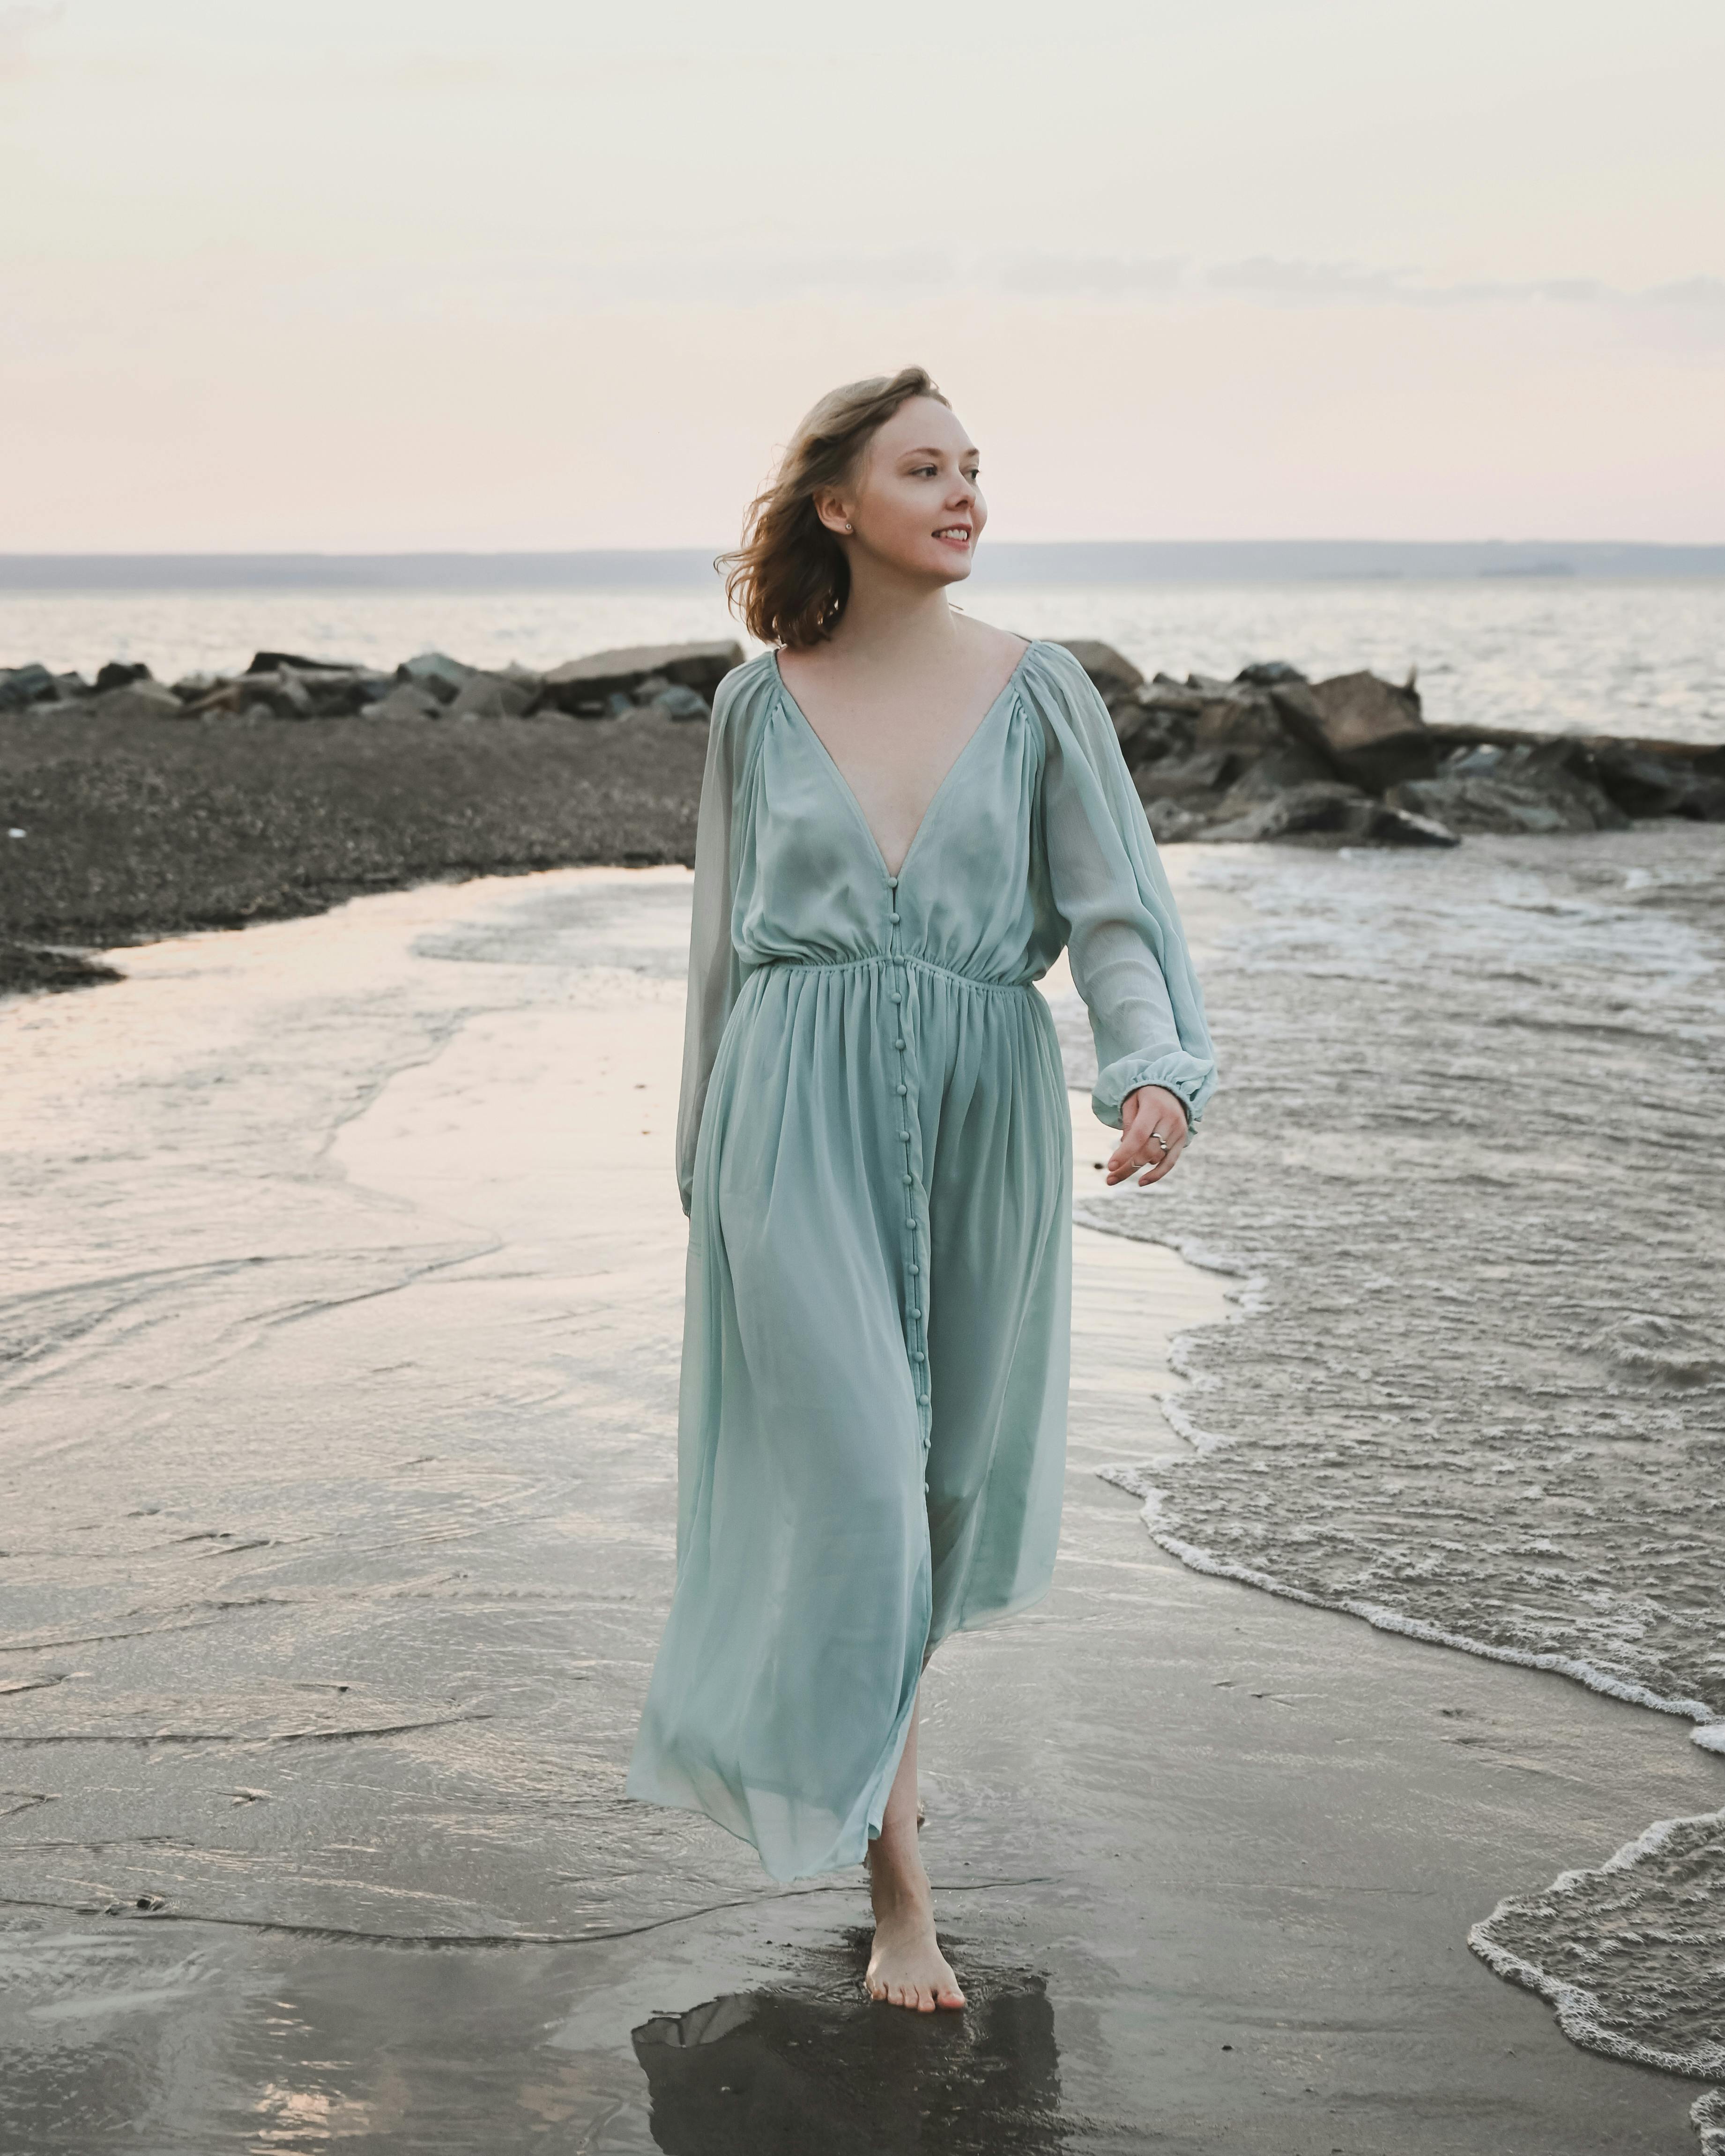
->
[1114,703,1193,770]
[0,663,58,711]
[1390,742,1628,835]
[1209,740,1340,814]
[648,683,713,722]
[1143,676,1211,712]
[399,652,475,700]
[1144,799,1212,844]
[1390,773,1571,835]
[188,670,317,721]
[1208,781,1458,848]
[1592,743,1725,821]
[1136,746,1248,803]
[204,665,392,719]
[1274,670,1439,792]
[1114,681,1205,768]
[1057,639,1144,701]
[360,683,446,722]
[1235,660,1309,688]
[537,640,744,716]
[299,668,396,717]
[446,670,537,721]
[1192,694,1287,757]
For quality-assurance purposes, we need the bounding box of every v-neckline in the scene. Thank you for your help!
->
[771,639,1034,884]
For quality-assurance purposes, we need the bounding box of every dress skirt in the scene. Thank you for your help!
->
[627,953,1072,1881]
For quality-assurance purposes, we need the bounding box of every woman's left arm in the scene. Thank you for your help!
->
[1034,644,1218,1185]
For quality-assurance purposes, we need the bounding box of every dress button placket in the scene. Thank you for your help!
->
[886,875,932,1438]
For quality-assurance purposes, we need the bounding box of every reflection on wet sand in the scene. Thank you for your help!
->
[634,1959,1065,2156]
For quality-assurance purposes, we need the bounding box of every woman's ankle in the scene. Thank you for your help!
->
[867,1825,929,1900]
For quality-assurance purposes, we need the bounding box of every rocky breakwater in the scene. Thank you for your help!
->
[6,632,1723,1003]
[0,639,740,729]
[1063,639,1725,848]
[0,639,740,996]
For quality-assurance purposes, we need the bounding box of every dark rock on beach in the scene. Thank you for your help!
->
[1055,638,1145,701]
[360,682,446,722]
[0,662,60,711]
[401,650,475,698]
[1099,647,1455,846]
[246,649,360,676]
[1390,740,1629,836]
[446,670,538,721]
[4,630,1720,1004]
[1275,669,1439,791]
[1208,781,1458,848]
[537,640,742,718]
[94,658,154,692]
[1074,637,1723,855]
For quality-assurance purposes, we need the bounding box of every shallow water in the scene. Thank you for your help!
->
[1057,824,1725,2114]
[5,576,1723,743]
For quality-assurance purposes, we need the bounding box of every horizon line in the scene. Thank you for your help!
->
[3,538,1724,592]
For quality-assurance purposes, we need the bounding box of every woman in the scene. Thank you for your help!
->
[625,367,1216,2014]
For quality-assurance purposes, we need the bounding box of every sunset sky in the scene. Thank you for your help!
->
[5,0,1723,550]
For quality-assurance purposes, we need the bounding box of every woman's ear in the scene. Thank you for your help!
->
[811,488,855,538]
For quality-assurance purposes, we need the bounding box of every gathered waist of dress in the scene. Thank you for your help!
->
[753,951,1038,998]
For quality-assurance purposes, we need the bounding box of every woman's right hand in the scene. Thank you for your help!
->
[1106,1085,1188,1187]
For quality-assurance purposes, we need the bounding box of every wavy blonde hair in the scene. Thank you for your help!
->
[719,366,949,650]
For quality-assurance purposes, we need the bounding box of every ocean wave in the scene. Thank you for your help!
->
[1469,1807,1725,2145]
[1060,824,1725,2132]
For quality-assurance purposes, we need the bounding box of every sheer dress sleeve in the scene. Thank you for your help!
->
[1031,642,1218,1132]
[675,666,754,1216]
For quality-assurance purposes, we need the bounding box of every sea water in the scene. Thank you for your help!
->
[1053,822,1725,2134]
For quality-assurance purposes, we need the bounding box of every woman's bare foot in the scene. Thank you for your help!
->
[864,1825,965,2012]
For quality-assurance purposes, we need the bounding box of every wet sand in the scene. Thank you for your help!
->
[1,864,1718,2153]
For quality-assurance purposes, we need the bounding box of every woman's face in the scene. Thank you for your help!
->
[820,396,987,586]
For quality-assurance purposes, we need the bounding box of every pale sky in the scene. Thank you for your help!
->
[5,0,1723,549]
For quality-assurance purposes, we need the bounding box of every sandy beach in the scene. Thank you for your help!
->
[9,0,1724,2135]
[1,859,1718,2152]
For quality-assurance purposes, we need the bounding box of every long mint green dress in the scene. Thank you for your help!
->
[625,638,1215,1881]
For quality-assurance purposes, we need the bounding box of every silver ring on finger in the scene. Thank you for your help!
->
[1152,1131,1171,1152]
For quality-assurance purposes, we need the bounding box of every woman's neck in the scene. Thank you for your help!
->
[822,558,961,672]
